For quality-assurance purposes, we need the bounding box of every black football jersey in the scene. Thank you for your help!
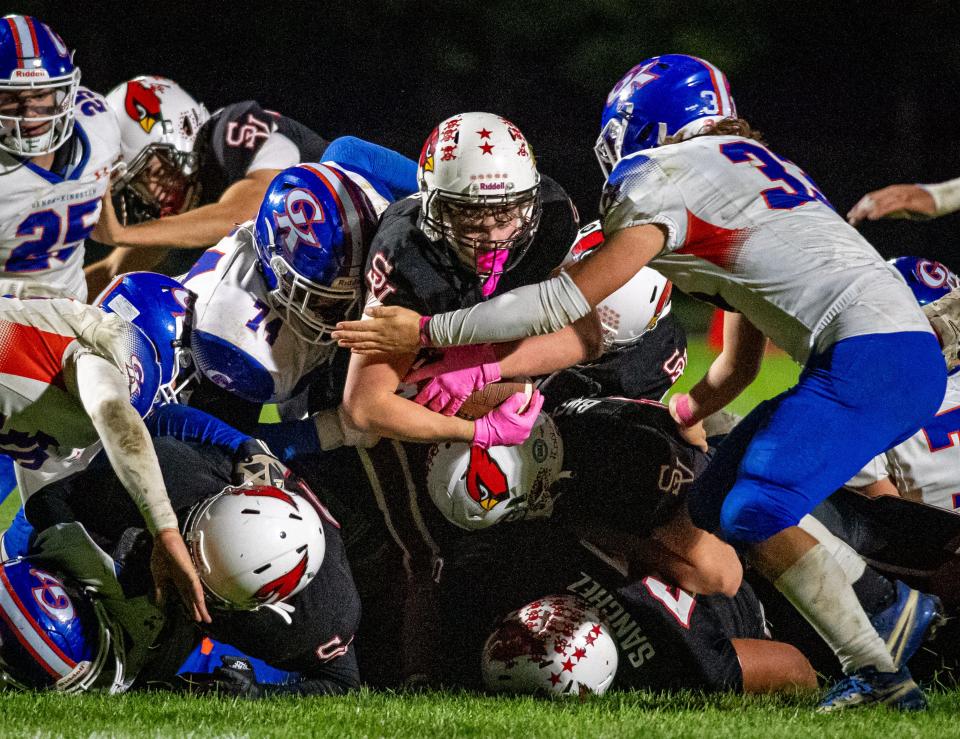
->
[540,312,688,410]
[159,101,330,276]
[24,436,360,686]
[549,396,710,538]
[363,175,578,314]
[438,520,767,692]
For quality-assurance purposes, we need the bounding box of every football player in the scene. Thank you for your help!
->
[332,55,946,710]
[0,272,207,624]
[0,15,120,301]
[23,423,360,696]
[84,75,333,295]
[439,519,816,695]
[180,152,416,435]
[340,112,600,449]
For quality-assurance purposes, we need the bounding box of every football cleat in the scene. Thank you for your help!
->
[817,665,927,712]
[871,580,945,669]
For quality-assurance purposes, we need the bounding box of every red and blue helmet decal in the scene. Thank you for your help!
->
[0,15,75,82]
[253,163,377,291]
[0,560,93,689]
[890,256,960,307]
[600,54,736,156]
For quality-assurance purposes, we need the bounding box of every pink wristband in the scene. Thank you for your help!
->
[674,394,697,428]
[418,315,433,348]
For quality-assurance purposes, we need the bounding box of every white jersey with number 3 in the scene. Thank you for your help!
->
[0,87,120,301]
[601,135,931,363]
[849,373,960,510]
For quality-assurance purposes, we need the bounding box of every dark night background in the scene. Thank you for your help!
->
[18,1,960,309]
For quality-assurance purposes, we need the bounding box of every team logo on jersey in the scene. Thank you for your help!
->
[124,79,166,134]
[272,188,327,254]
[466,447,510,512]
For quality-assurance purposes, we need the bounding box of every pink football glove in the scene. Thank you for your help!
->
[406,344,502,416]
[472,390,545,449]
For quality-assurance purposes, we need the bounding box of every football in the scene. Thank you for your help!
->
[456,377,534,420]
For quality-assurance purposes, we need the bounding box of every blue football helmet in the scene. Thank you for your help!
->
[0,559,125,692]
[0,15,80,156]
[253,163,377,344]
[96,272,196,409]
[595,54,737,177]
[889,256,960,306]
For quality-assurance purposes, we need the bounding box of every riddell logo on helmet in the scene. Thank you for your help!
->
[466,447,510,511]
[479,182,506,191]
[11,69,49,80]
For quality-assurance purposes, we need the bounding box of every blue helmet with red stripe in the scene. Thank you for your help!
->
[253,163,377,344]
[889,256,960,306]
[0,15,80,156]
[96,272,196,409]
[595,54,737,177]
[0,559,122,692]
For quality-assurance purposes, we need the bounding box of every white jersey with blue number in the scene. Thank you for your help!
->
[601,135,931,364]
[848,372,960,510]
[0,87,121,302]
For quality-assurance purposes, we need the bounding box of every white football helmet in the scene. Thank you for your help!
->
[426,413,562,530]
[563,221,672,350]
[418,112,541,281]
[182,483,325,610]
[105,75,209,224]
[482,594,618,696]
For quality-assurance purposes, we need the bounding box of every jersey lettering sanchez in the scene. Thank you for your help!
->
[184,164,390,405]
[0,297,150,497]
[601,136,930,364]
[849,372,960,510]
[0,88,121,301]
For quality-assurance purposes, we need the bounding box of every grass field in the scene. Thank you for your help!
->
[8,337,945,737]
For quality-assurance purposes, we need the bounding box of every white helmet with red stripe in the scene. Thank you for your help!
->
[0,559,125,693]
[417,112,542,290]
[595,54,736,177]
[563,221,672,349]
[426,413,562,530]
[104,75,209,224]
[482,594,618,696]
[182,483,326,610]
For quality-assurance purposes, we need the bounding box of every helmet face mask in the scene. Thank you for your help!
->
[111,143,201,225]
[0,16,81,157]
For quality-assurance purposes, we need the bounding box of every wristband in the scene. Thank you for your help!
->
[674,394,697,428]
[418,315,433,347]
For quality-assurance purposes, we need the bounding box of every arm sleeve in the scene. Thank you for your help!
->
[323,136,419,201]
[427,269,592,346]
[74,353,178,534]
[920,176,960,217]
[146,403,251,454]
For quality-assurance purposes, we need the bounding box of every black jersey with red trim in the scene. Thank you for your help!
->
[24,436,360,687]
[438,520,767,692]
[540,312,688,410]
[549,396,710,538]
[363,175,578,314]
[195,101,330,207]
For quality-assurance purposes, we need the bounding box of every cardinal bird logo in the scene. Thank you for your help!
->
[465,447,510,512]
[124,80,163,134]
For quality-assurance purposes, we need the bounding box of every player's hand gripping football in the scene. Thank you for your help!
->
[473,390,545,449]
[406,344,502,415]
[151,527,212,624]
[333,305,424,354]
[846,184,936,226]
